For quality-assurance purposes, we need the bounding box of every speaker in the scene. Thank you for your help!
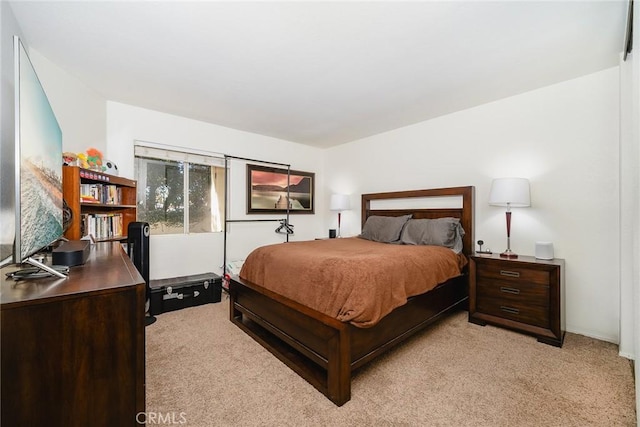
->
[128,222,154,324]
[128,222,150,284]
[535,241,554,260]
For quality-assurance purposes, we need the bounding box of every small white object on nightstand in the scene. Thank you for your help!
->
[535,241,554,260]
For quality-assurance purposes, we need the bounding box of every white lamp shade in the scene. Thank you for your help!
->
[330,194,350,211]
[489,178,531,207]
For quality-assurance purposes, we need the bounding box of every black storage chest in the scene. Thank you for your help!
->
[149,272,221,315]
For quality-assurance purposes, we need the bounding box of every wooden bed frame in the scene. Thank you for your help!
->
[228,186,475,406]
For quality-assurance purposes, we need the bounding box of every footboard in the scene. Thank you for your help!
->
[228,274,468,406]
[350,274,468,369]
[229,277,352,405]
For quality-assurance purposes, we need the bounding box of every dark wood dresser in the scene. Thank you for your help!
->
[1,242,145,426]
[469,253,565,347]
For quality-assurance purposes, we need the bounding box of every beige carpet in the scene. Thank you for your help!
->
[146,297,636,426]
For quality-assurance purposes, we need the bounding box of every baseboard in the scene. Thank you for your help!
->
[618,350,635,360]
[565,325,618,345]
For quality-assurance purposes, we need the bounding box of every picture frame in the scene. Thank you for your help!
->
[247,164,315,214]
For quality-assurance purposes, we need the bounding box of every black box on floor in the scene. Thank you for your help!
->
[149,272,221,315]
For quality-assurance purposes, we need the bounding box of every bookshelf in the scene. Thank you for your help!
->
[63,166,137,242]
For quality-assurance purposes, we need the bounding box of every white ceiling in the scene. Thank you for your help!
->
[9,1,629,148]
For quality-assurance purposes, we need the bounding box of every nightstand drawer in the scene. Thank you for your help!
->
[476,295,549,328]
[476,262,550,286]
[476,279,549,306]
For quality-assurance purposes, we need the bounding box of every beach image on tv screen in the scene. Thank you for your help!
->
[18,41,63,260]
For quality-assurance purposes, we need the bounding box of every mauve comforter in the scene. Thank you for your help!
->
[239,237,467,327]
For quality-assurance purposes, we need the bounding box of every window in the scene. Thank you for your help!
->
[134,144,225,235]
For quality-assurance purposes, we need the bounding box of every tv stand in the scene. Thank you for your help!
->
[1,242,146,426]
[22,255,68,278]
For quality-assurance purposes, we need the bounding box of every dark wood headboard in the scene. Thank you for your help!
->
[361,186,475,256]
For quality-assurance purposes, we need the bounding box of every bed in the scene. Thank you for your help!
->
[228,186,475,406]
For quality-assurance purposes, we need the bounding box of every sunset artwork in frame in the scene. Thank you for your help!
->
[247,164,314,214]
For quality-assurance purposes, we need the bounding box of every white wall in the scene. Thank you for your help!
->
[27,51,106,155]
[0,1,22,262]
[106,101,326,280]
[1,24,107,156]
[626,0,640,420]
[619,52,637,360]
[325,68,621,343]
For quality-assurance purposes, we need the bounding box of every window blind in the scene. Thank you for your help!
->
[134,141,225,167]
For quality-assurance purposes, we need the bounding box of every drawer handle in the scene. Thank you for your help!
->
[500,306,520,315]
[500,286,520,295]
[500,270,520,278]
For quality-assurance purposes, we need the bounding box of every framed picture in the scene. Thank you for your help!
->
[247,164,315,214]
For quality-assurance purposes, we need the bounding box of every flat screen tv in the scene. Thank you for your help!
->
[8,36,67,278]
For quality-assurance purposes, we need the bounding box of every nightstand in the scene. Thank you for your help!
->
[469,253,565,347]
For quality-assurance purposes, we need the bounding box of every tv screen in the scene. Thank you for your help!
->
[13,36,64,268]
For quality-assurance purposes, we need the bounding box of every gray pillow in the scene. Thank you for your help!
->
[400,217,465,253]
[360,214,412,243]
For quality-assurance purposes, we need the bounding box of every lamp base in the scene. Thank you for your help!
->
[500,249,518,259]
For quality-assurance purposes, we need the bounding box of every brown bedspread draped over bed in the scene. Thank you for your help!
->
[239,237,468,328]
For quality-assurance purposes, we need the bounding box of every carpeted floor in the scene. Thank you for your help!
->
[145,297,636,426]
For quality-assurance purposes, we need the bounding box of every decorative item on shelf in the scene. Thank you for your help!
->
[103,159,119,176]
[330,194,350,238]
[76,152,89,169]
[62,152,77,166]
[86,147,104,171]
[488,177,530,259]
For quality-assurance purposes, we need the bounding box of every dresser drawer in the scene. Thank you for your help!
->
[476,261,551,286]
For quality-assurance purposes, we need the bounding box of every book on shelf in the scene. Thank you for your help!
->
[81,213,124,240]
[79,183,123,205]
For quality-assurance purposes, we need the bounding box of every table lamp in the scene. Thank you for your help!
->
[489,178,530,258]
[330,194,350,238]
